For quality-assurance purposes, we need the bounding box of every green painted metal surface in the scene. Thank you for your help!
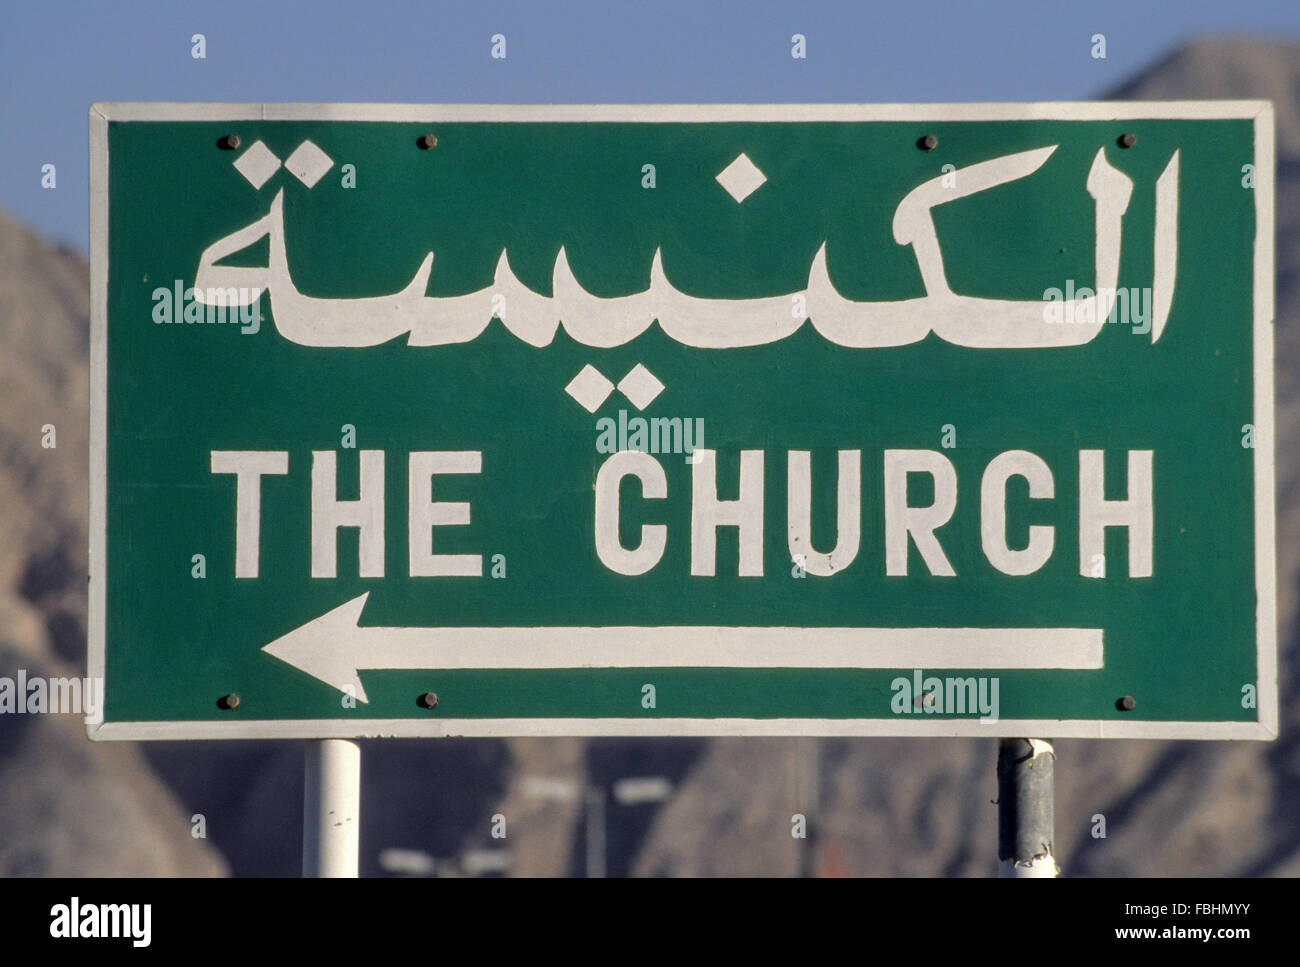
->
[89,104,1276,739]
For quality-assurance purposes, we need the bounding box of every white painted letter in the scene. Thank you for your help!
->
[211,450,288,578]
[595,451,667,575]
[409,451,483,577]
[311,450,385,578]
[787,450,860,576]
[884,450,956,576]
[1079,450,1153,578]
[691,450,764,576]
[981,450,1055,575]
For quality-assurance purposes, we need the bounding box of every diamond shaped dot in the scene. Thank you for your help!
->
[232,141,281,189]
[716,152,767,203]
[565,365,615,413]
[285,140,334,188]
[617,364,665,410]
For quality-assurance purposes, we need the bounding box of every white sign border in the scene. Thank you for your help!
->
[88,101,1277,741]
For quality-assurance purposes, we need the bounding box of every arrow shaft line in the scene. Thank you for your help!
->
[345,626,1102,670]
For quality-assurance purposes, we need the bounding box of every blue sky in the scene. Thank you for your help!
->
[2,0,1297,250]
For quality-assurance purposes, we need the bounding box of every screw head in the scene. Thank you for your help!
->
[917,134,939,152]
[1117,132,1137,149]
[218,134,241,151]
[417,134,438,150]
[418,692,439,709]
[217,693,241,710]
[1116,694,1137,712]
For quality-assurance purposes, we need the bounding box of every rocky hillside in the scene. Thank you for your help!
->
[0,210,224,874]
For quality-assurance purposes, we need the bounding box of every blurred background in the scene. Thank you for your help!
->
[1,1,1297,875]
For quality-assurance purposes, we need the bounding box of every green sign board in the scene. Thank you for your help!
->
[90,103,1277,740]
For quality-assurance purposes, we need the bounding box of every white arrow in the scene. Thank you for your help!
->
[262,593,1103,703]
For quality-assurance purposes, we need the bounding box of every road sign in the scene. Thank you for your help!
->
[89,103,1276,740]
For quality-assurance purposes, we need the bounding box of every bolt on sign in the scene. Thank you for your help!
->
[89,103,1276,740]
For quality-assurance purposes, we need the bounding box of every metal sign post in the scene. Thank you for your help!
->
[997,738,1057,877]
[303,738,361,877]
